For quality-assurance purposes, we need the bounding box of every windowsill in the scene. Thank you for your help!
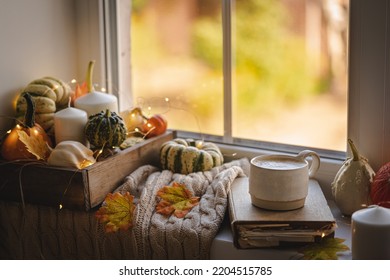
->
[210,200,352,260]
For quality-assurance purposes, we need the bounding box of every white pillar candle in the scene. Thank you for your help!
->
[54,107,88,145]
[74,91,118,117]
[351,205,390,259]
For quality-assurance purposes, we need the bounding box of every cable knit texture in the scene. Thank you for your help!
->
[0,158,249,259]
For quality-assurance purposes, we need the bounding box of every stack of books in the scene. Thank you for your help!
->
[228,177,336,249]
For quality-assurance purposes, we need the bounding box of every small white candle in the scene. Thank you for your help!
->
[74,91,118,117]
[351,205,390,259]
[54,107,88,145]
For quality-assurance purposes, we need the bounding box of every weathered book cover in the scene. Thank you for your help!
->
[228,177,336,249]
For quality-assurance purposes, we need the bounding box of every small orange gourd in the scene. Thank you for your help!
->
[1,92,53,161]
[142,114,167,138]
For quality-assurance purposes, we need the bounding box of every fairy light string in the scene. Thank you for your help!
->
[134,95,206,142]
[1,76,229,213]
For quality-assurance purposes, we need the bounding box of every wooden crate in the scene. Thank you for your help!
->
[0,131,175,211]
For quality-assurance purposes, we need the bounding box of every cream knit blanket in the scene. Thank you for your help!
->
[115,158,250,259]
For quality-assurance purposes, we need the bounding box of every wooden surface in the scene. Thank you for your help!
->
[0,131,175,211]
[228,177,336,248]
[0,162,86,210]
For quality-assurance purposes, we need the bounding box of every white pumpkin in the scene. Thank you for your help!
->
[331,139,375,215]
[47,141,95,169]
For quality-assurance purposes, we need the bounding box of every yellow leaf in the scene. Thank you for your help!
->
[156,182,200,218]
[96,192,136,233]
[17,130,51,160]
[298,238,350,260]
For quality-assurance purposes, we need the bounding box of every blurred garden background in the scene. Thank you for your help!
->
[130,0,349,151]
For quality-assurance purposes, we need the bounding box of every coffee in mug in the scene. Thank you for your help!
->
[249,150,320,211]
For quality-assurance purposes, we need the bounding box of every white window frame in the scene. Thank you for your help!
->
[75,0,132,111]
[83,0,390,194]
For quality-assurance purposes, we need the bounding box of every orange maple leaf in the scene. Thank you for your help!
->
[156,182,200,218]
[17,130,51,160]
[96,192,136,233]
[71,81,88,105]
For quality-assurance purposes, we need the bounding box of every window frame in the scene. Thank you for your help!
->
[347,0,390,173]
[90,0,390,189]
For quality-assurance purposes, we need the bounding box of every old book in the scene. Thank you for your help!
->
[228,177,336,249]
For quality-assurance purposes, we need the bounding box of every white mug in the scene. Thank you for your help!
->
[249,150,320,210]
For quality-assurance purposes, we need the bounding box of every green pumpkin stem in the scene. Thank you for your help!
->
[348,139,360,161]
[22,92,35,128]
[86,60,96,93]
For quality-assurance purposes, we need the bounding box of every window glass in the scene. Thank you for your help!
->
[232,0,348,151]
[131,0,223,136]
[130,0,349,152]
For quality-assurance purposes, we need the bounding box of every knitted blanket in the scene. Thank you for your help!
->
[115,158,250,259]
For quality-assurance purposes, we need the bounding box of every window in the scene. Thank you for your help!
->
[102,0,390,178]
[232,0,348,152]
[128,0,349,156]
[131,0,224,136]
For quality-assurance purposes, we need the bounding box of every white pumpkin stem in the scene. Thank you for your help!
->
[348,139,360,161]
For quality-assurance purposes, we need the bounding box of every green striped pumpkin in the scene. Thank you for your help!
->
[15,76,73,135]
[85,109,127,149]
[160,138,224,174]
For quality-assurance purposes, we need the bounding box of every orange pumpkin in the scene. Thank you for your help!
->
[1,93,53,161]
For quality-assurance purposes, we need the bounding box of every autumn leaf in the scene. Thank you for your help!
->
[156,182,200,218]
[17,130,51,160]
[71,81,88,105]
[298,238,350,260]
[96,192,136,233]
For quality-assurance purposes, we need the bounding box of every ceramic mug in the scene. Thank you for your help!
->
[249,150,320,211]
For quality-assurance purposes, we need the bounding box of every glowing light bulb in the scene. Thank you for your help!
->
[6,129,11,134]
[101,87,106,92]
[79,159,93,169]
[71,79,77,84]
[165,97,169,102]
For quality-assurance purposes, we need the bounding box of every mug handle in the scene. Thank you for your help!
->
[297,150,320,178]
